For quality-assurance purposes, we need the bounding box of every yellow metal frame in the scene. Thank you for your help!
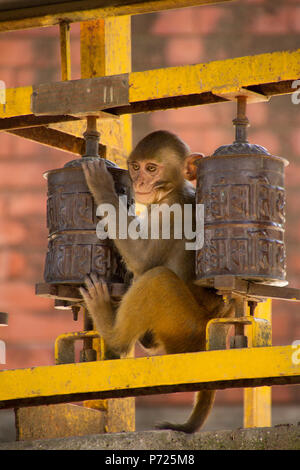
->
[0,345,299,409]
[2,48,300,120]
[0,0,299,434]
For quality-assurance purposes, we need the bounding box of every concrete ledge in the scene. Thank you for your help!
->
[0,424,299,450]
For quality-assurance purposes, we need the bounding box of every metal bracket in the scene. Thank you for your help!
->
[213,87,270,103]
[31,74,129,117]
[55,330,100,365]
[212,275,300,302]
[206,315,272,351]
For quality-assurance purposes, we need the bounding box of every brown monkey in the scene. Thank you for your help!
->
[80,130,233,433]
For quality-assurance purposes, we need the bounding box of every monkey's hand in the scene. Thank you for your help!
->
[79,273,114,338]
[82,159,116,205]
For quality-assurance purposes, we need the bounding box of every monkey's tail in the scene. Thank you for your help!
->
[155,390,216,433]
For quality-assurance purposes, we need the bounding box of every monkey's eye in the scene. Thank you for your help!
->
[146,164,157,173]
[130,162,140,171]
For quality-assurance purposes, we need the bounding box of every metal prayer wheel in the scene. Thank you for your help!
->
[196,96,289,287]
[42,117,134,300]
[43,159,133,286]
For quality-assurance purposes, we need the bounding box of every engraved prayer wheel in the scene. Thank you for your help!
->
[43,157,134,286]
[196,97,289,287]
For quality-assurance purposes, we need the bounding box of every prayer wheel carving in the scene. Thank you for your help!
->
[43,157,134,286]
[196,97,289,287]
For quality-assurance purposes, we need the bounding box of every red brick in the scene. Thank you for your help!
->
[0,250,26,280]
[151,7,229,35]
[6,26,58,40]
[285,219,300,245]
[184,126,232,155]
[0,161,50,189]
[248,130,280,155]
[7,192,46,217]
[286,248,300,273]
[272,386,294,403]
[247,8,289,34]
[13,134,49,158]
[14,66,36,87]
[0,133,15,158]
[0,304,81,343]
[147,124,231,155]
[0,219,27,246]
[286,190,300,214]
[0,39,34,66]
[70,37,82,69]
[71,22,80,37]
[272,310,291,344]
[151,9,196,35]
[290,128,300,156]
[247,103,269,126]
[137,392,194,406]
[0,68,16,89]
[32,39,60,68]
[151,106,217,128]
[288,7,300,32]
[216,388,243,404]
[285,164,300,188]
[1,344,55,369]
[21,250,45,282]
[192,6,232,34]
[0,281,46,314]
[46,148,74,168]
[165,37,204,66]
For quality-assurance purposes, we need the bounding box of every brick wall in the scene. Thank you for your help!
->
[0,0,299,407]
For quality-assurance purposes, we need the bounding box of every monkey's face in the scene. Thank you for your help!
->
[128,159,177,205]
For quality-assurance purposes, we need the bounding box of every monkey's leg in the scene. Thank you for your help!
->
[81,267,216,433]
[111,266,210,356]
[111,266,217,433]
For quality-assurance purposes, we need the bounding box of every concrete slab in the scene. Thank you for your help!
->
[0,424,299,450]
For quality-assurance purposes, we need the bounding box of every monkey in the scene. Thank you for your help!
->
[80,130,234,433]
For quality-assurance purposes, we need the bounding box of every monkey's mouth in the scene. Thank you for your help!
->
[135,191,153,195]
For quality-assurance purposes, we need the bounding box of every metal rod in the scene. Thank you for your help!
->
[80,308,97,362]
[233,95,249,144]
[82,116,100,158]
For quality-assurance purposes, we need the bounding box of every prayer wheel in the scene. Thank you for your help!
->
[42,116,134,294]
[43,157,133,286]
[196,97,289,287]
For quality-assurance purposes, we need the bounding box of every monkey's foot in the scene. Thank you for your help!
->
[155,421,195,434]
[79,273,113,333]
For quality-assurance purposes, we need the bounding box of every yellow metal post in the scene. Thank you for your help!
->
[244,300,272,428]
[80,16,132,164]
[80,17,135,432]
[59,21,71,81]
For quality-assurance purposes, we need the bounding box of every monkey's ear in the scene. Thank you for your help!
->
[184,153,204,181]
